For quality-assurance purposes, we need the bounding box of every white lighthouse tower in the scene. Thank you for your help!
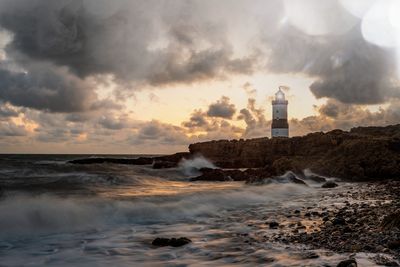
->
[271,86,289,137]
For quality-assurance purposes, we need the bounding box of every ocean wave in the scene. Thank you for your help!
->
[0,183,312,238]
[178,155,216,176]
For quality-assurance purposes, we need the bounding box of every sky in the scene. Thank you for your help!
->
[0,0,400,154]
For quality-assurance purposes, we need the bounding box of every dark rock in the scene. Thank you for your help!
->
[285,172,308,185]
[322,181,339,188]
[152,161,177,169]
[372,255,399,266]
[332,217,346,226]
[297,251,319,259]
[337,259,357,267]
[169,237,192,247]
[269,221,279,229]
[191,168,232,182]
[306,174,327,183]
[188,124,400,181]
[388,240,400,249]
[69,152,191,166]
[152,237,170,247]
[381,212,400,230]
[69,157,154,165]
[152,237,191,247]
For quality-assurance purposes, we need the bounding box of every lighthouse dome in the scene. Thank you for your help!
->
[275,89,285,101]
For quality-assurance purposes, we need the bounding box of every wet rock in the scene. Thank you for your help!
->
[306,174,327,183]
[169,237,192,247]
[152,161,177,169]
[191,168,232,182]
[152,237,170,247]
[322,181,339,188]
[269,221,279,229]
[381,212,400,230]
[297,251,319,259]
[69,152,191,166]
[337,258,357,267]
[152,237,192,247]
[388,240,400,249]
[332,217,346,226]
[189,124,400,181]
[372,255,399,266]
[69,157,154,165]
[282,172,307,185]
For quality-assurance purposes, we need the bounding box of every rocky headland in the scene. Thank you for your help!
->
[70,124,400,182]
[188,124,400,181]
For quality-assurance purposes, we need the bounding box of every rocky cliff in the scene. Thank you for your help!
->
[189,124,400,181]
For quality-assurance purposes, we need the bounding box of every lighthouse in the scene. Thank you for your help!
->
[271,86,289,137]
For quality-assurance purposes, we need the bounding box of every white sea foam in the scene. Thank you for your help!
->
[178,155,216,176]
[0,183,311,238]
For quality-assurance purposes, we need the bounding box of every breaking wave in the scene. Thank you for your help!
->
[178,155,216,176]
[0,183,311,238]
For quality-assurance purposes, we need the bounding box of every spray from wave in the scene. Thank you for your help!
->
[0,183,311,238]
[178,155,216,176]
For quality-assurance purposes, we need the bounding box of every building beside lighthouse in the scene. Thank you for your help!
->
[271,86,289,137]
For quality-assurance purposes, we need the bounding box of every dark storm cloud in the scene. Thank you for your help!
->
[206,96,236,119]
[0,0,258,86]
[265,19,400,104]
[318,100,340,118]
[0,63,98,112]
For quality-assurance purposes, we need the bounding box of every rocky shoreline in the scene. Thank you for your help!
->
[69,124,400,182]
[67,124,400,265]
[244,180,400,266]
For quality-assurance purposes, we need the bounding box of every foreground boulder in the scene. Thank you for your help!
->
[152,237,191,247]
[305,173,327,183]
[321,181,339,188]
[381,212,400,230]
[191,168,309,185]
[188,124,400,181]
[337,259,357,267]
[190,168,248,181]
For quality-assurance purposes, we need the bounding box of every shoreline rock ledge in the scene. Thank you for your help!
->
[188,124,400,181]
[69,124,400,182]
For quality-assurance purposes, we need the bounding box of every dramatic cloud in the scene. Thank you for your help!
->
[206,96,236,119]
[0,0,258,85]
[290,99,400,136]
[1,0,400,153]
[265,1,400,104]
[182,109,209,129]
[0,102,19,118]
[238,98,270,138]
[0,121,27,136]
[98,113,132,130]
[130,120,190,146]
[0,62,100,112]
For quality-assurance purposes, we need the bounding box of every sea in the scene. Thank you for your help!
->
[0,154,383,266]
